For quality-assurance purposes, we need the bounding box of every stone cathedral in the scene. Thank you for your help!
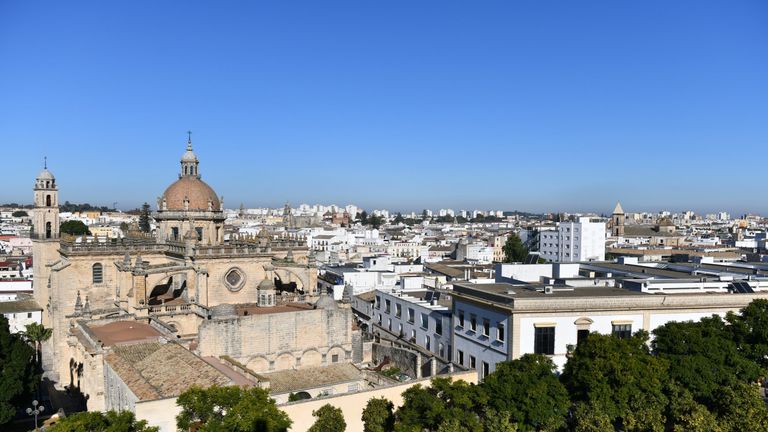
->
[31,139,354,411]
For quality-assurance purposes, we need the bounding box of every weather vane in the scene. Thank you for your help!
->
[187,130,192,143]
[44,156,47,169]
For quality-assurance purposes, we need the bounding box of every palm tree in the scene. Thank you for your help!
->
[22,322,52,369]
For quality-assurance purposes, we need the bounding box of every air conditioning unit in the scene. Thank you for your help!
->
[544,286,554,295]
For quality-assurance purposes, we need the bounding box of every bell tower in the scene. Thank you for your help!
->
[32,159,60,327]
[33,161,59,240]
[612,202,625,237]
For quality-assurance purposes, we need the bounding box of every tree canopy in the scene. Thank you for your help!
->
[22,322,52,369]
[176,385,291,432]
[395,378,488,432]
[481,354,569,431]
[561,331,669,432]
[48,410,158,432]
[11,210,27,217]
[60,220,90,236]
[652,315,761,404]
[139,202,152,233]
[0,316,39,425]
[502,233,528,263]
[308,404,346,432]
[362,397,395,432]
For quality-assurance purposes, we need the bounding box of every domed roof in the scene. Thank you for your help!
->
[37,168,55,180]
[162,176,221,211]
[181,145,198,163]
[314,292,338,310]
[258,278,276,290]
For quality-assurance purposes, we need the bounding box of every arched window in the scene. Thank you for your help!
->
[45,222,52,239]
[184,166,188,175]
[46,195,51,206]
[92,263,103,284]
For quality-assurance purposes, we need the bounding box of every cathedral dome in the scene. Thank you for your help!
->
[162,176,221,211]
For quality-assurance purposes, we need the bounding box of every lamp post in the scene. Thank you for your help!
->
[26,399,44,430]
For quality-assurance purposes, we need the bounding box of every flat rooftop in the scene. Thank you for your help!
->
[451,282,648,306]
[87,321,162,347]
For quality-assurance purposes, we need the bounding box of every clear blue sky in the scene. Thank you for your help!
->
[1,1,766,215]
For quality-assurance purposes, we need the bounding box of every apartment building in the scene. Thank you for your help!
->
[539,217,605,262]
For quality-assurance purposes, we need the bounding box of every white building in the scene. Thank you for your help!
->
[373,289,452,360]
[0,296,42,333]
[455,240,494,264]
[451,281,768,380]
[538,217,605,262]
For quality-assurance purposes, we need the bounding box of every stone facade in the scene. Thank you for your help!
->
[32,142,321,409]
[199,306,355,373]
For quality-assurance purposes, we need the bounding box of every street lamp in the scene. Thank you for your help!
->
[26,399,44,430]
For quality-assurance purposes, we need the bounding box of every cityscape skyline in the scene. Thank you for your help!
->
[2,1,767,213]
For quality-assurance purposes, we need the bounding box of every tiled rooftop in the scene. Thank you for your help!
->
[262,363,362,394]
[105,342,233,401]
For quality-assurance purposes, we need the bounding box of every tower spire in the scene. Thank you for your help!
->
[44,156,47,169]
[186,131,192,150]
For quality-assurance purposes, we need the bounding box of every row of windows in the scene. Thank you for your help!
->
[533,324,632,355]
[377,297,443,335]
[455,349,491,378]
[456,310,505,342]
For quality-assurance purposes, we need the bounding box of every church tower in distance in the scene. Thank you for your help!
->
[612,202,625,237]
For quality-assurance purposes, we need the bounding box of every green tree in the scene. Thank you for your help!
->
[308,404,346,432]
[369,214,384,229]
[60,220,90,236]
[176,385,291,432]
[422,209,429,220]
[139,202,151,233]
[652,315,760,404]
[711,382,768,432]
[481,409,519,432]
[502,234,528,263]
[0,316,39,425]
[21,322,52,370]
[727,299,768,369]
[481,354,569,431]
[395,378,487,432]
[12,210,27,217]
[358,211,369,225]
[570,402,613,432]
[664,384,722,432]
[393,213,405,224]
[435,418,464,432]
[362,397,395,432]
[48,410,159,432]
[560,331,668,432]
